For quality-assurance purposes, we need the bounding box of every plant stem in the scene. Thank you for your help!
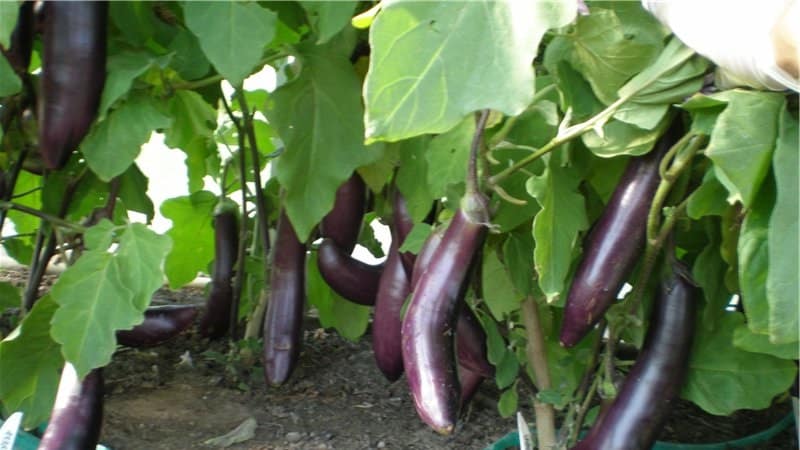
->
[489,84,557,148]
[559,319,605,445]
[0,201,85,233]
[231,134,251,339]
[171,52,290,91]
[520,297,556,449]
[468,109,491,196]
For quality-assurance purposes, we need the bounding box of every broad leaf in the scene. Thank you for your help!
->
[164,90,217,192]
[527,157,588,303]
[766,108,798,344]
[687,170,729,219]
[490,148,544,233]
[81,94,172,181]
[302,1,358,44]
[397,223,432,255]
[183,1,277,87]
[502,231,535,296]
[482,248,521,320]
[99,50,157,118]
[425,117,474,199]
[733,324,798,360]
[306,253,370,341]
[0,295,62,429]
[395,136,434,222]
[0,1,19,48]
[705,91,783,208]
[118,164,155,221]
[737,179,773,335]
[497,383,518,418]
[168,28,211,81]
[161,191,217,288]
[364,0,576,141]
[0,53,21,96]
[0,281,20,310]
[268,41,381,241]
[683,313,797,415]
[693,223,731,330]
[115,223,172,311]
[582,115,668,158]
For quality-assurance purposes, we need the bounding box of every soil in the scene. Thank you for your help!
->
[2,270,798,450]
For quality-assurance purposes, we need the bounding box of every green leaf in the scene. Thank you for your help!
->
[502,230,535,296]
[302,1,358,44]
[0,295,62,429]
[397,223,432,255]
[83,219,115,251]
[364,0,576,142]
[116,223,172,311]
[705,91,784,208]
[482,249,522,320]
[733,324,798,360]
[766,108,798,344]
[161,191,217,288]
[395,136,434,222]
[527,157,588,303]
[617,37,703,102]
[164,90,217,192]
[306,253,370,341]
[425,117,474,199]
[0,281,20,310]
[505,100,560,149]
[495,347,520,390]
[683,313,797,416]
[582,116,668,158]
[99,50,156,118]
[118,163,155,221]
[0,53,21,96]
[183,1,277,87]
[687,170,729,219]
[167,28,211,81]
[692,223,731,330]
[737,179,773,335]
[268,41,381,241]
[497,383,518,418]
[0,1,19,48]
[490,148,544,233]
[81,94,172,181]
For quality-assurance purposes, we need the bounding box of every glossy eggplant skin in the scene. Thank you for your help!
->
[38,365,104,450]
[410,226,445,289]
[401,192,489,435]
[371,240,410,381]
[456,307,494,378]
[262,210,306,386]
[571,263,696,450]
[319,173,365,254]
[1,1,34,74]
[316,238,383,306]
[117,304,198,348]
[39,1,107,170]
[458,365,484,408]
[391,190,416,275]
[199,210,239,339]
[560,121,682,347]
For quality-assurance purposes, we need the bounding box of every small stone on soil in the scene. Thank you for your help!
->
[286,431,303,443]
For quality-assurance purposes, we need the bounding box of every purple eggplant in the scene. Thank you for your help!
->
[391,190,417,274]
[1,1,34,75]
[39,1,107,169]
[316,238,383,306]
[262,210,306,386]
[401,190,490,435]
[199,208,239,339]
[116,304,198,348]
[571,262,696,450]
[319,173,365,254]
[458,365,484,408]
[38,364,104,450]
[560,121,683,347]
[456,307,494,378]
[410,226,445,289]
[371,239,411,381]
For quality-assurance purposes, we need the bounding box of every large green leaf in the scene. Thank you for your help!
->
[692,223,731,330]
[482,248,521,320]
[733,324,798,360]
[118,164,155,221]
[425,117,474,199]
[268,41,381,241]
[737,178,773,335]
[81,94,172,181]
[502,230,535,296]
[687,170,729,219]
[683,313,797,416]
[161,191,217,288]
[527,157,588,303]
[0,295,62,429]
[364,0,576,142]
[183,1,277,87]
[582,117,666,158]
[164,90,217,192]
[98,50,158,118]
[766,108,798,344]
[306,252,370,341]
[0,281,20,309]
[0,1,19,48]
[395,136,434,222]
[302,1,358,44]
[116,223,172,311]
[705,91,783,208]
[0,53,21,96]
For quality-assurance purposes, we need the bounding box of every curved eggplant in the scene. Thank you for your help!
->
[410,226,445,289]
[560,120,683,347]
[391,190,416,274]
[316,238,383,306]
[401,191,489,435]
[319,173,365,254]
[199,208,239,339]
[262,210,306,386]
[371,240,410,381]
[456,308,494,379]
[458,365,484,408]
[571,262,696,450]
[39,1,107,169]
[38,364,103,450]
[116,304,198,348]
[1,1,34,74]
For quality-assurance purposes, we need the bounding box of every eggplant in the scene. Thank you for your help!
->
[371,239,410,381]
[38,364,103,450]
[410,226,445,289]
[316,238,383,306]
[319,173,365,254]
[571,262,696,450]
[458,365,484,408]
[116,304,198,348]
[1,1,34,75]
[262,210,306,386]
[560,120,683,347]
[39,1,107,169]
[391,190,417,274]
[455,307,494,378]
[401,190,489,434]
[199,208,239,339]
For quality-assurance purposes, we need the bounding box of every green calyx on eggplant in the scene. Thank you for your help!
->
[560,119,684,347]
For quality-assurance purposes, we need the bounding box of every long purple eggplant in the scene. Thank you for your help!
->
[199,208,239,339]
[458,365,484,408]
[371,239,411,381]
[401,190,489,435]
[1,1,34,74]
[39,1,107,170]
[560,121,683,347]
[571,262,696,450]
[319,173,365,254]
[391,190,417,274]
[116,304,198,348]
[262,210,306,386]
[38,364,103,450]
[316,238,383,306]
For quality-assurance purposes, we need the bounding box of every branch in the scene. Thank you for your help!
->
[0,201,86,233]
[467,109,491,195]
[520,297,556,449]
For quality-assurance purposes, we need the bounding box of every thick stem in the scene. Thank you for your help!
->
[520,297,556,449]
[230,142,250,339]
[467,109,491,196]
